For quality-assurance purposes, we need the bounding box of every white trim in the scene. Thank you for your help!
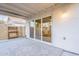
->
[40,18,42,41]
[34,19,35,40]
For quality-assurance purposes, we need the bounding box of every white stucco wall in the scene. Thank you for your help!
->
[26,22,30,38]
[52,4,79,54]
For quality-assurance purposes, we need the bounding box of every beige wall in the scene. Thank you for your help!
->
[18,27,22,37]
[0,24,8,40]
[0,25,26,39]
[18,26,26,37]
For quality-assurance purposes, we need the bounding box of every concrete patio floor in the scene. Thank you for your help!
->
[0,38,77,56]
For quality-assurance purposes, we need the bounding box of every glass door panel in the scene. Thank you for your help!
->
[42,16,51,42]
[35,19,41,40]
[30,20,34,38]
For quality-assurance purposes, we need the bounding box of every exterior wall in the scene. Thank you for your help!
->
[22,26,26,37]
[28,4,79,54]
[26,22,30,38]
[0,24,8,39]
[52,4,79,54]
[18,26,26,37]
[18,27,22,37]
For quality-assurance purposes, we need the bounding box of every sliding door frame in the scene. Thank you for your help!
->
[29,16,52,45]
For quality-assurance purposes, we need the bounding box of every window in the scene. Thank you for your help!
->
[0,15,8,24]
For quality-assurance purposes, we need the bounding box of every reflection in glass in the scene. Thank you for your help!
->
[30,20,34,38]
[42,16,51,42]
[35,19,41,40]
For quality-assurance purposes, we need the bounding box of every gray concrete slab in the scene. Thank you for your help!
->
[0,38,78,56]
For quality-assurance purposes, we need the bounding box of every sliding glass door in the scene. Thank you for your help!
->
[35,19,41,40]
[29,20,34,38]
[29,16,52,43]
[42,16,51,42]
